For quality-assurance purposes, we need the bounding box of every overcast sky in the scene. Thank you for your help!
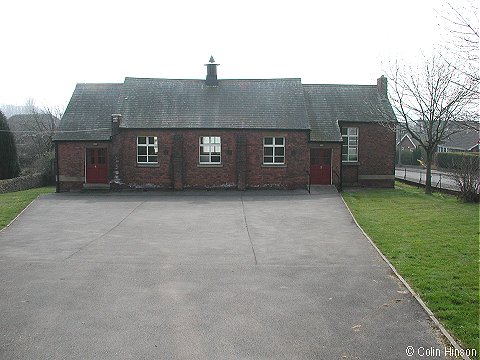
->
[1,0,448,110]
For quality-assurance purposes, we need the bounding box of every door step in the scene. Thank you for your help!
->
[83,183,110,190]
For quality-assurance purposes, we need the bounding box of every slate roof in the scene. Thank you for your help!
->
[118,78,309,130]
[303,84,396,142]
[441,122,479,150]
[55,77,396,142]
[8,114,59,133]
[53,83,123,141]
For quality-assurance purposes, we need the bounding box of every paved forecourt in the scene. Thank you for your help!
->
[0,188,448,359]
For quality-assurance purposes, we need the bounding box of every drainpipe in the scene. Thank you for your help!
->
[55,142,60,193]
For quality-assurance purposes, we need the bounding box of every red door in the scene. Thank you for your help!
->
[86,148,108,184]
[310,148,331,185]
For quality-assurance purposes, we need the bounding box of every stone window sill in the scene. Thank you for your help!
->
[197,164,223,168]
[137,163,160,168]
[342,162,360,166]
[261,164,287,168]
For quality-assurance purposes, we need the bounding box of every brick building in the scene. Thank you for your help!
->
[53,58,396,192]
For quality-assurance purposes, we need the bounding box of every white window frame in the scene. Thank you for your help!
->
[137,136,158,164]
[199,136,221,164]
[263,137,285,164]
[342,127,358,162]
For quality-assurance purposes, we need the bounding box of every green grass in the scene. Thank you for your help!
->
[343,182,479,358]
[0,187,55,230]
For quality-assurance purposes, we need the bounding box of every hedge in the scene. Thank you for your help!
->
[435,152,480,170]
[396,148,422,165]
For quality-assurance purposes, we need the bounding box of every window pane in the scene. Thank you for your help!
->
[148,156,158,163]
[275,156,285,164]
[275,137,284,145]
[274,147,285,156]
[148,146,157,155]
[348,148,357,155]
[200,155,209,163]
[138,137,146,144]
[148,136,155,144]
[214,137,221,144]
[350,155,358,162]
[348,128,357,136]
[264,147,273,156]
[211,155,221,163]
[203,137,210,144]
[264,137,273,145]
[138,155,147,162]
[264,156,273,163]
[342,154,348,161]
[138,146,147,155]
[213,145,221,154]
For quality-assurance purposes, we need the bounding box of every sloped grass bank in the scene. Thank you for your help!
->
[343,183,479,358]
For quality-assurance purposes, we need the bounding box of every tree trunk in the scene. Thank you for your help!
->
[425,151,433,195]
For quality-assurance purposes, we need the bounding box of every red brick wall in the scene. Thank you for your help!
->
[340,122,396,187]
[57,141,111,191]
[113,129,309,190]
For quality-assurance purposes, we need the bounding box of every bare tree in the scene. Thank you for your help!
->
[438,0,479,89]
[381,56,477,194]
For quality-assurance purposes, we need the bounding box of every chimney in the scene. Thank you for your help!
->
[205,56,219,86]
[111,114,121,136]
[377,75,387,99]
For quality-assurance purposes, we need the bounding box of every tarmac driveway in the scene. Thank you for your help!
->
[0,187,447,359]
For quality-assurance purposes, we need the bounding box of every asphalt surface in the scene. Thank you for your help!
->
[0,187,449,359]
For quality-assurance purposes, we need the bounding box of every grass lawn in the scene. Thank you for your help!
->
[0,187,55,230]
[343,182,479,358]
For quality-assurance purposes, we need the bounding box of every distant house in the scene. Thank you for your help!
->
[437,122,479,153]
[53,58,396,192]
[397,133,418,152]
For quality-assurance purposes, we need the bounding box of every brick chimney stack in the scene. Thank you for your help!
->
[205,56,219,86]
[377,75,387,99]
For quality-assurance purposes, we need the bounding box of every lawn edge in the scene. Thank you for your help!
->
[340,193,471,360]
[0,194,41,233]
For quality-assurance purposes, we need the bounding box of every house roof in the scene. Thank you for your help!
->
[8,113,58,133]
[53,83,123,141]
[441,122,479,151]
[117,78,310,130]
[54,75,396,142]
[397,133,418,148]
[304,84,396,142]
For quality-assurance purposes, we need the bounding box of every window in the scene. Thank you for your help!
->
[342,127,358,162]
[263,137,285,164]
[137,136,158,164]
[199,136,221,164]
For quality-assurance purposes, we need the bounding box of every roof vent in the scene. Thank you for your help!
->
[205,56,219,86]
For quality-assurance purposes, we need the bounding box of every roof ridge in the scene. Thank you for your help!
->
[123,77,302,82]
[303,83,376,87]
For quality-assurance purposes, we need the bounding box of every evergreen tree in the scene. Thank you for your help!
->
[0,110,20,179]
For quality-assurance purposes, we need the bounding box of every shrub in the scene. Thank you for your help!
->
[397,148,422,165]
[0,111,20,179]
[436,152,479,170]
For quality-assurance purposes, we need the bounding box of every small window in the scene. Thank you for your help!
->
[137,136,158,164]
[199,136,221,164]
[263,137,285,164]
[341,128,358,162]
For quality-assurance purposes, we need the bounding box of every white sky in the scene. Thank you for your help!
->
[1,0,446,110]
